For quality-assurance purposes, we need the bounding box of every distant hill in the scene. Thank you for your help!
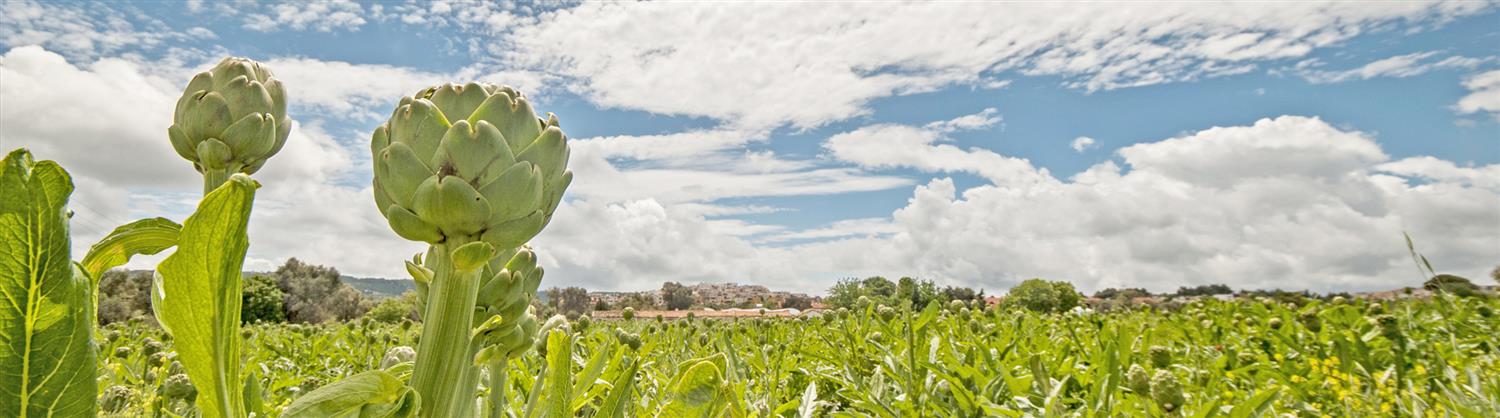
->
[342,276,414,299]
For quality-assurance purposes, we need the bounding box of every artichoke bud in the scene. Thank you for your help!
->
[372,83,571,246]
[1127,364,1151,394]
[1150,371,1185,412]
[169,57,290,175]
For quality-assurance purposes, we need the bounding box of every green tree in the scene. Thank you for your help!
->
[861,276,896,300]
[240,274,285,323]
[364,291,420,323]
[1006,279,1082,313]
[1095,288,1151,299]
[782,294,813,310]
[661,282,695,311]
[97,270,154,325]
[1175,284,1232,297]
[272,258,369,323]
[1424,274,1480,297]
[825,278,867,309]
[546,286,591,319]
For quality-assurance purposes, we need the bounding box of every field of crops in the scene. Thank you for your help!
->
[97,296,1499,417]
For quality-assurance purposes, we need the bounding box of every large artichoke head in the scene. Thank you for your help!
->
[372,83,572,248]
[168,57,290,176]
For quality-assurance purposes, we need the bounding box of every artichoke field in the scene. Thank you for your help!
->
[88,296,1500,416]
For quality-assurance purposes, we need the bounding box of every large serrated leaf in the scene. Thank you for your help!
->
[153,174,259,418]
[0,149,98,417]
[282,370,420,418]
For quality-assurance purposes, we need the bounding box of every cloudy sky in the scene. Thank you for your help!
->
[2,1,1497,295]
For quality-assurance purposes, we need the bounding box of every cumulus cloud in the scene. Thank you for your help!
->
[824,109,1049,186]
[1456,69,1500,121]
[537,116,1499,294]
[505,1,1488,129]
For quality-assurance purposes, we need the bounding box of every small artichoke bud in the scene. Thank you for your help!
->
[371,83,572,248]
[168,57,291,182]
[855,296,871,309]
[949,300,966,312]
[1300,311,1321,332]
[1268,318,1283,330]
[877,305,896,321]
[147,352,168,368]
[1150,370,1185,412]
[575,315,592,332]
[167,360,186,376]
[622,306,636,320]
[381,346,417,369]
[1375,315,1402,341]
[113,346,133,359]
[300,376,324,392]
[101,385,134,413]
[1149,346,1172,368]
[161,374,197,401]
[1127,364,1150,394]
[105,330,121,342]
[534,314,571,355]
[143,340,165,357]
[869,331,882,341]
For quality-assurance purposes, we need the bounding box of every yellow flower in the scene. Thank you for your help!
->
[1274,353,1285,361]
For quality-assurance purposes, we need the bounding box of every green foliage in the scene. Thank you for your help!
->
[826,276,984,309]
[282,370,418,418]
[274,258,371,323]
[242,274,286,323]
[1425,274,1481,297]
[1175,284,1233,297]
[0,149,98,417]
[661,281,695,310]
[546,286,591,319]
[364,292,420,323]
[1006,278,1082,313]
[98,270,156,325]
[152,174,260,418]
[91,296,1500,416]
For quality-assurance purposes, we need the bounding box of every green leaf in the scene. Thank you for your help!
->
[282,370,419,418]
[594,358,638,418]
[542,329,572,418]
[1227,389,1278,418]
[659,359,726,418]
[153,173,259,418]
[797,381,818,418]
[80,217,181,281]
[0,149,98,418]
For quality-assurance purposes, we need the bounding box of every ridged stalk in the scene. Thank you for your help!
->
[411,238,482,418]
[486,360,508,417]
[202,167,233,195]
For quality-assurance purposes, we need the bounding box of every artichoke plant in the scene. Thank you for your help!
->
[371,82,571,417]
[168,57,290,194]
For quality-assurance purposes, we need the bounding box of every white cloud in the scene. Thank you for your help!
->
[505,1,1488,129]
[824,110,1050,186]
[1456,69,1500,121]
[1071,136,1097,152]
[534,116,1499,294]
[0,1,189,60]
[756,218,899,244]
[262,57,451,120]
[243,0,368,32]
[1297,51,1494,83]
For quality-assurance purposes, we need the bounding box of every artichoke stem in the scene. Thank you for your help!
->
[411,237,484,418]
[486,358,509,417]
[201,167,236,195]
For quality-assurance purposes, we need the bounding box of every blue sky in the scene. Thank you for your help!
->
[2,1,1497,294]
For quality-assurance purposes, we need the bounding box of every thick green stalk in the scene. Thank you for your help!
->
[411,237,483,418]
[202,167,233,195]
[486,359,509,418]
